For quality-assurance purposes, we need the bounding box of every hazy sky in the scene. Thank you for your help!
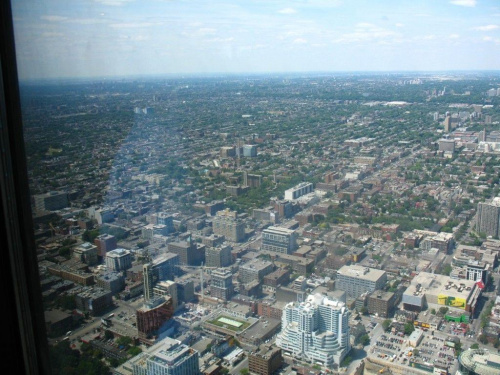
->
[12,0,500,80]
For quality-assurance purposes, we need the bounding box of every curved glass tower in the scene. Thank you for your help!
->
[276,293,350,368]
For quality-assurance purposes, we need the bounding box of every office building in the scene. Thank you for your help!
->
[34,191,68,211]
[284,182,313,200]
[143,253,180,301]
[205,244,232,268]
[75,287,113,316]
[273,200,293,219]
[176,279,195,304]
[167,238,205,266]
[276,293,351,368]
[126,336,199,375]
[248,345,283,375]
[438,139,455,152]
[94,233,117,258]
[335,265,387,298]
[220,146,236,157]
[261,226,298,254]
[153,279,195,310]
[243,144,258,157]
[212,209,245,243]
[210,268,233,301]
[105,248,132,272]
[402,272,480,313]
[73,242,98,266]
[88,207,114,224]
[244,172,263,188]
[239,259,274,284]
[96,272,125,294]
[205,200,225,216]
[136,296,174,343]
[142,224,170,240]
[443,115,452,132]
[154,281,179,309]
[477,197,500,239]
[367,291,396,318]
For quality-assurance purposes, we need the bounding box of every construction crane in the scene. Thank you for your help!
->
[175,263,219,301]
[49,223,56,237]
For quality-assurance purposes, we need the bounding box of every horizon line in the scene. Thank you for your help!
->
[18,69,500,84]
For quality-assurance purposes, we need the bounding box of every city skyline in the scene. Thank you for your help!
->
[12,0,500,80]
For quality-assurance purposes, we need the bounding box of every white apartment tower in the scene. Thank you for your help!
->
[477,197,500,239]
[276,293,350,368]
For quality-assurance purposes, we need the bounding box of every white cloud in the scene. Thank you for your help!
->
[395,23,404,27]
[334,23,398,44]
[293,38,307,44]
[450,0,476,7]
[473,25,499,31]
[110,22,162,28]
[483,36,493,41]
[40,15,68,22]
[278,8,297,15]
[449,34,460,39]
[93,0,134,6]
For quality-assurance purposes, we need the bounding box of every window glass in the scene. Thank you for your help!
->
[10,0,500,374]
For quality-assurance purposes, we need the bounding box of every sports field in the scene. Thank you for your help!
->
[207,315,251,331]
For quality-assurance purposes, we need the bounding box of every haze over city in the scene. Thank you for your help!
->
[12,0,500,80]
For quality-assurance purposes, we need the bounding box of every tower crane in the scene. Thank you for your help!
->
[175,263,219,301]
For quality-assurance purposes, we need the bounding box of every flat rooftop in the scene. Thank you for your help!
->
[336,265,386,282]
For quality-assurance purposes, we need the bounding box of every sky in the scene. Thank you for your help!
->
[11,0,500,80]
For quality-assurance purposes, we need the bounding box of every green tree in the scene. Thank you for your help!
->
[382,320,391,331]
[240,368,249,375]
[359,334,370,346]
[128,346,142,356]
[116,336,133,348]
[404,323,415,335]
[439,307,449,316]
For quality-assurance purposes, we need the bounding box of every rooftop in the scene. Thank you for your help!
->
[336,265,386,282]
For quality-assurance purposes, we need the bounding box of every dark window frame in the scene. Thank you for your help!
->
[1,1,51,374]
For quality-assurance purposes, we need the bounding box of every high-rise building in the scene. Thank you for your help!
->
[94,233,117,258]
[248,345,283,375]
[143,253,180,301]
[284,182,314,200]
[136,297,174,343]
[34,191,68,211]
[96,272,125,294]
[244,171,263,188]
[477,197,500,239]
[212,209,245,242]
[154,281,179,310]
[127,336,199,375]
[261,226,298,254]
[167,238,205,266]
[205,244,232,268]
[242,144,258,157]
[105,248,132,271]
[142,224,170,240]
[443,114,452,132]
[335,265,387,298]
[276,293,351,368]
[239,259,274,284]
[210,268,233,301]
[73,242,98,266]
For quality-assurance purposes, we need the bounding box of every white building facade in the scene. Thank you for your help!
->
[276,294,350,368]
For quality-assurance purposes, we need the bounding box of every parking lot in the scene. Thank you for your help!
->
[370,328,458,370]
